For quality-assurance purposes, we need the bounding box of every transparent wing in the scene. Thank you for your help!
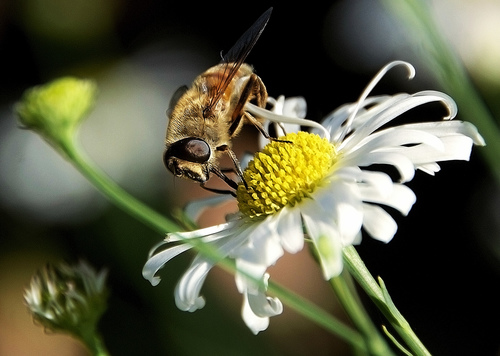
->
[203,7,272,118]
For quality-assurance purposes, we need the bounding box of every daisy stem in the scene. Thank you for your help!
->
[265,279,367,350]
[60,137,182,233]
[343,246,431,356]
[58,135,368,351]
[79,331,109,356]
[329,273,396,356]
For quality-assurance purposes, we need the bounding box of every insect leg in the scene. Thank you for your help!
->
[200,182,237,197]
[243,111,292,144]
[229,73,266,136]
[200,163,245,196]
[231,74,291,143]
[216,145,248,189]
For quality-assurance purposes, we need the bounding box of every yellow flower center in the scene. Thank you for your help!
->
[237,131,337,218]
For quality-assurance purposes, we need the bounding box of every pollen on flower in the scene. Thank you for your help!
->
[237,131,336,218]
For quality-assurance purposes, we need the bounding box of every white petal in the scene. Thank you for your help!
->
[232,221,284,294]
[416,162,441,175]
[362,204,398,243]
[396,135,475,165]
[145,221,246,286]
[233,219,284,267]
[235,258,268,294]
[338,94,417,150]
[259,96,303,148]
[352,230,363,245]
[242,292,269,334]
[339,91,457,151]
[247,291,283,318]
[167,222,236,242]
[317,179,364,243]
[143,244,193,286]
[300,197,340,239]
[174,257,211,311]
[282,97,307,119]
[358,174,416,216]
[320,96,391,139]
[343,151,416,182]
[340,61,415,139]
[394,121,484,145]
[184,195,234,223]
[357,170,394,196]
[175,223,251,308]
[245,102,330,140]
[271,206,304,253]
[415,91,457,120]
[358,128,445,154]
[300,200,344,279]
[150,220,250,310]
[240,274,283,334]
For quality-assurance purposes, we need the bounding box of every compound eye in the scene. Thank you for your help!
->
[165,138,211,163]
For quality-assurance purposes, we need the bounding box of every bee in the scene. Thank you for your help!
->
[163,8,278,195]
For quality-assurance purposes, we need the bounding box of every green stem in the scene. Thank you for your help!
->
[79,330,109,356]
[61,138,181,234]
[343,246,431,356]
[268,279,366,350]
[58,136,367,350]
[93,335,109,356]
[330,274,396,356]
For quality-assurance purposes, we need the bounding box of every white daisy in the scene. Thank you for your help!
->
[143,60,484,334]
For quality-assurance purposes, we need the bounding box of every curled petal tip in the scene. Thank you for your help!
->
[384,60,416,80]
[150,277,161,286]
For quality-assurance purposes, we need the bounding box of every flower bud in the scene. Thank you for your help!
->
[24,260,108,339]
[15,77,97,144]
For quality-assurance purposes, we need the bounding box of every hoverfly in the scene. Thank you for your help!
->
[163,8,279,195]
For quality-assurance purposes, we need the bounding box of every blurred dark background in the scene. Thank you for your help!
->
[1,0,499,355]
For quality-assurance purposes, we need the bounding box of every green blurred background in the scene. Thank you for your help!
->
[1,1,499,355]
